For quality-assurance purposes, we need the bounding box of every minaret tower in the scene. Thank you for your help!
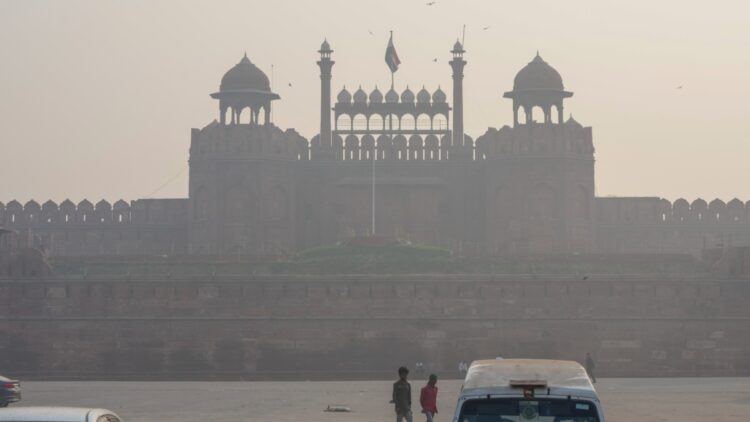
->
[449,40,466,148]
[317,39,335,148]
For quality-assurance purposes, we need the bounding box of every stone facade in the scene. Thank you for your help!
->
[1,275,749,378]
[2,42,749,257]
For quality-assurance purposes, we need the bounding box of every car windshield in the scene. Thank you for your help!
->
[460,398,600,422]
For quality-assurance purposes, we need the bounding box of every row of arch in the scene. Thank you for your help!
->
[476,136,593,159]
[325,134,454,161]
[514,104,566,125]
[335,113,449,132]
[1,200,132,225]
[220,105,269,125]
[336,86,447,105]
[598,198,750,224]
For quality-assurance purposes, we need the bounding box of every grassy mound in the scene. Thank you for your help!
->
[273,239,454,274]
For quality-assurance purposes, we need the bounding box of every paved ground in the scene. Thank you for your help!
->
[7,378,750,421]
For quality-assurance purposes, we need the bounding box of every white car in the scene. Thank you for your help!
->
[0,407,122,422]
[453,359,605,422]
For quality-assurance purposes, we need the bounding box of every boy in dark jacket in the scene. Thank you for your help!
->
[392,366,413,422]
[420,374,439,422]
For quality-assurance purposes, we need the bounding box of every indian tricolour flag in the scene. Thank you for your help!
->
[384,33,401,73]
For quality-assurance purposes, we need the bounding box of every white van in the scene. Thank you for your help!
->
[452,359,605,422]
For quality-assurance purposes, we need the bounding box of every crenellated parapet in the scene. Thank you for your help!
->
[190,121,306,161]
[596,197,750,225]
[595,197,750,255]
[0,199,188,257]
[0,199,131,226]
[475,117,593,160]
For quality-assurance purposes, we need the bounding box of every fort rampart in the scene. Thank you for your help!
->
[2,196,748,257]
[1,275,749,379]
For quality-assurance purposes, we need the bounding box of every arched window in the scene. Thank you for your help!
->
[517,106,527,125]
[257,107,267,125]
[345,135,359,160]
[551,105,560,124]
[369,114,384,132]
[424,135,439,160]
[361,135,375,161]
[384,114,400,131]
[408,135,423,160]
[417,114,431,130]
[393,135,407,160]
[531,106,546,124]
[336,114,352,131]
[352,114,368,131]
[401,114,416,131]
[433,114,448,131]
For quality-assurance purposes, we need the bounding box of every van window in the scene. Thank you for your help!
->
[460,398,599,422]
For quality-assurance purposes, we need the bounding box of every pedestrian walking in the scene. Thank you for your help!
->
[458,361,468,376]
[420,374,438,422]
[585,352,597,383]
[392,366,413,422]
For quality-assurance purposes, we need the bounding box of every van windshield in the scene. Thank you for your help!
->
[460,398,599,422]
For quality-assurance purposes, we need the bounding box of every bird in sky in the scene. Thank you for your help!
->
[433,58,438,62]
[483,26,490,30]
[288,83,292,87]
[676,85,683,89]
[368,29,374,36]
[426,1,436,5]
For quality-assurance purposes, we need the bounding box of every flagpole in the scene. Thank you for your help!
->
[371,123,376,235]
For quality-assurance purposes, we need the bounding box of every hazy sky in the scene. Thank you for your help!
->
[1,0,748,203]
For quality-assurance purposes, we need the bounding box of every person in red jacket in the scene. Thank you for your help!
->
[420,374,439,422]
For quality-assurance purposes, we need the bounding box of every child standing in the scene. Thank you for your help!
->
[420,374,439,422]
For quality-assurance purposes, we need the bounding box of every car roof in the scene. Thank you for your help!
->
[0,375,15,382]
[0,407,119,422]
[462,359,596,396]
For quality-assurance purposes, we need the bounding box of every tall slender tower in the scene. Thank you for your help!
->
[317,39,334,148]
[449,40,466,147]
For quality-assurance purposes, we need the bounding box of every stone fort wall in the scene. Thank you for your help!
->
[1,275,749,379]
[2,195,749,257]
[0,199,187,257]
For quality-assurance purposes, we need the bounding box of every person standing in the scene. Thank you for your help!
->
[392,366,413,422]
[420,374,439,422]
[585,352,597,383]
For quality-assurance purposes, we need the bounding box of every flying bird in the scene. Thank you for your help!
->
[368,29,374,36]
[676,85,683,90]
[582,276,589,281]
[288,83,292,87]
[426,1,436,5]
[433,58,438,62]
[483,26,490,30]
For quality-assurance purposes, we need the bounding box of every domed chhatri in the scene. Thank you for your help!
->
[319,38,332,54]
[503,52,573,127]
[353,86,367,104]
[369,86,383,103]
[401,86,415,104]
[417,86,431,104]
[211,53,280,125]
[512,52,564,92]
[337,86,352,103]
[219,53,272,93]
[385,87,399,103]
[432,86,447,103]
